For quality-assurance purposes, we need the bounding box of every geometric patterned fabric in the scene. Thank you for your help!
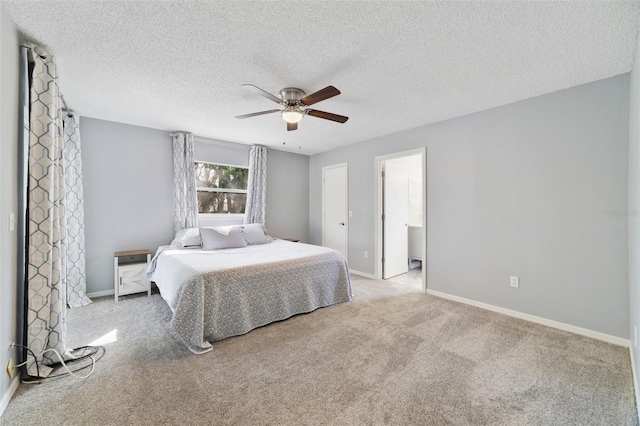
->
[243,145,268,225]
[26,49,70,376]
[172,132,198,233]
[63,114,91,308]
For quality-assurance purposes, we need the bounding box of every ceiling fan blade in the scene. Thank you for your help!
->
[300,86,341,106]
[287,122,298,131]
[241,84,283,104]
[306,109,349,123]
[235,109,281,119]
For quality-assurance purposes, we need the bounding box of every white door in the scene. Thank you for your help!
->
[383,159,408,279]
[323,164,348,261]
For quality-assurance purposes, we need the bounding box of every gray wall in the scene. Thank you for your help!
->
[195,137,250,166]
[0,2,19,406]
[265,150,309,242]
[628,26,640,399]
[310,75,630,338]
[81,118,174,294]
[81,118,310,293]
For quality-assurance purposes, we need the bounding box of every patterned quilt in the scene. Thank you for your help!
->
[147,240,353,353]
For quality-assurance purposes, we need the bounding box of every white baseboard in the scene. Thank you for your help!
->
[426,289,630,347]
[86,289,114,299]
[630,346,640,421]
[0,376,19,418]
[349,269,376,279]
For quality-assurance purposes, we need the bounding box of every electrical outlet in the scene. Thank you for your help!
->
[510,276,519,288]
[364,251,368,258]
[6,358,15,379]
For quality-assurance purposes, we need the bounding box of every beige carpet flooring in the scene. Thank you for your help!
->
[1,275,637,425]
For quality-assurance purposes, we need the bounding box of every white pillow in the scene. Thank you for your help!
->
[200,227,247,250]
[171,228,201,248]
[242,223,273,245]
[171,225,243,248]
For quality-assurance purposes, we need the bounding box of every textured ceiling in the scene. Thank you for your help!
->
[4,1,640,155]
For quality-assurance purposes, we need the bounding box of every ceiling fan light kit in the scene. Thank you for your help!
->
[236,84,348,131]
[281,106,303,124]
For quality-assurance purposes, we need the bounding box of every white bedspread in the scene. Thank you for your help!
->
[147,240,352,353]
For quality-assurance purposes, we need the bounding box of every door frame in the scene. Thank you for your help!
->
[374,148,426,291]
[322,162,349,262]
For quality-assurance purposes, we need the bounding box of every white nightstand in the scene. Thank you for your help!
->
[114,249,151,302]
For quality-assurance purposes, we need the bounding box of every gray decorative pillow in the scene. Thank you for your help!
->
[200,227,246,250]
[242,223,273,245]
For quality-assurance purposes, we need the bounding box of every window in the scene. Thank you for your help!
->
[195,162,249,214]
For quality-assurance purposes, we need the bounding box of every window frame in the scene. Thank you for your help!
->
[195,160,249,217]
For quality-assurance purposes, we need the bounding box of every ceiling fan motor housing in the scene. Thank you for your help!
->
[280,87,306,105]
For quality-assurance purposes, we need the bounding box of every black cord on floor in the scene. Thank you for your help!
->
[13,343,106,383]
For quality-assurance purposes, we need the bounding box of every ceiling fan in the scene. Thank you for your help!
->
[235,84,349,131]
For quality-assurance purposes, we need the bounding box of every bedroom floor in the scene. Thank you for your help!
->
[1,274,637,425]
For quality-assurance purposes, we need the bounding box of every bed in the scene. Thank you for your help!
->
[146,233,352,354]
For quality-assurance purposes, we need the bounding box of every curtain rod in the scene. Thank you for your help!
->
[60,95,74,117]
[193,137,272,152]
[170,133,250,150]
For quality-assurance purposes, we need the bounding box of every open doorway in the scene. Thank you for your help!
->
[374,148,426,292]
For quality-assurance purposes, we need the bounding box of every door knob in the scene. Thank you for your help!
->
[338,222,345,225]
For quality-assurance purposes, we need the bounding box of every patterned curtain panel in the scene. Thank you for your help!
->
[26,49,70,376]
[244,145,268,225]
[63,115,91,308]
[172,132,197,232]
